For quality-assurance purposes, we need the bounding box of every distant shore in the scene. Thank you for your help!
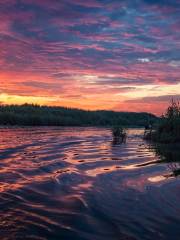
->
[0,104,157,127]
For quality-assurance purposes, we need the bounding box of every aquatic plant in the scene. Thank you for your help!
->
[112,126,127,144]
[145,100,180,143]
[153,143,180,177]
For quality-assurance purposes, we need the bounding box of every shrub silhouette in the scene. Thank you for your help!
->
[146,100,180,143]
[112,126,127,144]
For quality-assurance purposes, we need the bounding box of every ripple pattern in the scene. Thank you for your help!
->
[0,127,180,240]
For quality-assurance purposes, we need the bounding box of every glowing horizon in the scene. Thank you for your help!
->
[0,0,179,116]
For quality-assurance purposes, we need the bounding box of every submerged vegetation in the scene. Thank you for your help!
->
[145,100,180,143]
[0,104,157,127]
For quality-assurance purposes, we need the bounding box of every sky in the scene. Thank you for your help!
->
[0,0,180,115]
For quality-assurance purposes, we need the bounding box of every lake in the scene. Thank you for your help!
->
[0,127,179,240]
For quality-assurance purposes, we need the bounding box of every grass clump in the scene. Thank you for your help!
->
[112,126,127,143]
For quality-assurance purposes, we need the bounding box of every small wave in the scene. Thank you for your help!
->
[0,127,179,240]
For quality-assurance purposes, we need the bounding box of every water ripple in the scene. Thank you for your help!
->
[0,127,179,240]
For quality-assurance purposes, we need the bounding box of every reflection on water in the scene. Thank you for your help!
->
[0,127,179,240]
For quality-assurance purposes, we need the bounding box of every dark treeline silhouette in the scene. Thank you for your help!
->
[0,104,157,126]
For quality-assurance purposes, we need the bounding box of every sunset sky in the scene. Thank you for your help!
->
[0,0,179,115]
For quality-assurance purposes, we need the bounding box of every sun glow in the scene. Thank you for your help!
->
[0,94,56,105]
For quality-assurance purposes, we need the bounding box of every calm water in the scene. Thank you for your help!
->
[0,127,179,240]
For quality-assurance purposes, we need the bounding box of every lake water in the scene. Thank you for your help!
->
[0,127,179,240]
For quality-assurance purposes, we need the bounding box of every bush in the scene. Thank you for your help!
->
[148,100,180,143]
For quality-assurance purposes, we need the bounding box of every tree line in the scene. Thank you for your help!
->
[0,104,157,127]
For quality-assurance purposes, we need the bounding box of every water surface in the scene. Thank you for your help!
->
[0,127,179,240]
